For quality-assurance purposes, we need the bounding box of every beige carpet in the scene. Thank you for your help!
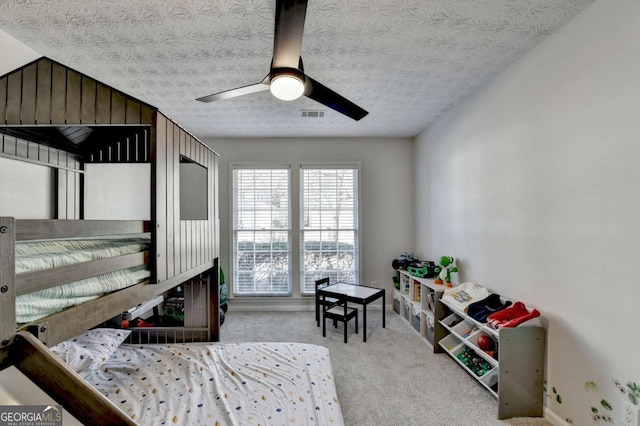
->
[220,309,552,426]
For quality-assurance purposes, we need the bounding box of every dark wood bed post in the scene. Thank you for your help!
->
[0,217,16,351]
[209,259,220,341]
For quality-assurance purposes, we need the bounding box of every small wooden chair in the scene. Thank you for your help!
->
[315,277,339,327]
[323,303,358,343]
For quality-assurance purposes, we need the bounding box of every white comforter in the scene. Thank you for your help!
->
[81,342,345,426]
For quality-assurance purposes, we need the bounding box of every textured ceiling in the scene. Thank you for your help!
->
[0,0,594,139]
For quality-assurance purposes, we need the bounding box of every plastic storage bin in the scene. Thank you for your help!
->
[403,299,411,321]
[411,304,420,332]
[425,314,435,345]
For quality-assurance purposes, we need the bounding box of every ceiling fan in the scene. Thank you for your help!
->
[196,0,368,121]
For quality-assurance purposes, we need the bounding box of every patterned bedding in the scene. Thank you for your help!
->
[15,236,151,324]
[80,342,345,426]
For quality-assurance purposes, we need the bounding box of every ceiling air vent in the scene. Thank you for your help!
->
[300,110,325,118]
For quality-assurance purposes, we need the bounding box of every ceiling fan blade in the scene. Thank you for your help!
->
[272,0,308,69]
[196,78,270,103]
[304,76,368,121]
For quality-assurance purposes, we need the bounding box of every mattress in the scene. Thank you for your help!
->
[15,236,151,324]
[80,342,345,426]
[15,236,150,274]
[16,266,149,324]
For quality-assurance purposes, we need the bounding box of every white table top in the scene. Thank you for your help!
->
[321,283,384,298]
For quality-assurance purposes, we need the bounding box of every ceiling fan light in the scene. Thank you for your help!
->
[270,74,304,101]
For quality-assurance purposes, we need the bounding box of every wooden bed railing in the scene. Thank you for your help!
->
[16,251,149,296]
[0,217,152,349]
[1,215,218,349]
[15,219,151,240]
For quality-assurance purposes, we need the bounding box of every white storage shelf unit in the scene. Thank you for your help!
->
[438,297,545,419]
[393,270,447,352]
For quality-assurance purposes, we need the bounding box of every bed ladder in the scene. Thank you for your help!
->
[9,331,136,425]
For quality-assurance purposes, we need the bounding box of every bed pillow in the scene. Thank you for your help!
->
[50,328,130,373]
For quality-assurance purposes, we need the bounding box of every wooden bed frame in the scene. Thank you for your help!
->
[0,57,221,422]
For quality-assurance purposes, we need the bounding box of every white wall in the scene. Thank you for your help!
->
[0,28,40,75]
[84,164,150,220]
[203,137,414,305]
[0,367,81,426]
[414,0,639,424]
[0,157,53,219]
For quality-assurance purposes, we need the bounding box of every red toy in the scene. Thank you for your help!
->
[486,301,540,329]
[477,335,495,351]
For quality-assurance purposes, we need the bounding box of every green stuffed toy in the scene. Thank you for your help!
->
[434,256,458,287]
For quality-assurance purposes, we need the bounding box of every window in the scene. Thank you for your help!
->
[231,163,360,297]
[232,167,291,295]
[300,167,359,294]
[179,156,208,220]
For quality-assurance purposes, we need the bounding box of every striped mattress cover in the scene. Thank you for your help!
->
[80,342,345,426]
[15,236,150,324]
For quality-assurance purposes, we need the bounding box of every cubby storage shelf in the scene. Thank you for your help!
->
[441,313,499,368]
[392,268,546,420]
[438,296,545,419]
[393,270,447,351]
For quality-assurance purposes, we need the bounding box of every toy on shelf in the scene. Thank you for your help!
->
[486,301,540,329]
[392,253,415,270]
[457,347,492,377]
[407,260,437,278]
[434,256,458,287]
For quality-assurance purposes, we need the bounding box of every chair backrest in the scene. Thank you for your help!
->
[315,277,330,292]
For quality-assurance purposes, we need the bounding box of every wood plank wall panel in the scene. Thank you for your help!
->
[50,63,67,124]
[0,58,156,126]
[172,123,180,277]
[81,77,96,124]
[214,154,219,260]
[57,167,68,219]
[57,167,80,220]
[165,121,175,279]
[153,112,218,283]
[148,121,158,284]
[65,70,82,124]
[6,73,22,124]
[110,91,126,124]
[20,63,37,124]
[141,105,154,126]
[179,130,187,274]
[186,136,194,269]
[155,114,168,282]
[0,76,7,123]
[95,82,111,123]
[126,98,140,124]
[35,60,52,124]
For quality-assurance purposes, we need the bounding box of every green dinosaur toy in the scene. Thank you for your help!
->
[434,256,458,287]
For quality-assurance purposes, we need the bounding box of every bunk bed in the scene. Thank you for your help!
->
[0,57,221,423]
[0,57,345,425]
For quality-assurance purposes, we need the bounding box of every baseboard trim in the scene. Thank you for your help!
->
[227,297,391,312]
[545,407,569,426]
[228,297,314,312]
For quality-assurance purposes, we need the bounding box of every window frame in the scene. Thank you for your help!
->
[229,161,362,298]
[231,163,293,297]
[299,163,361,295]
